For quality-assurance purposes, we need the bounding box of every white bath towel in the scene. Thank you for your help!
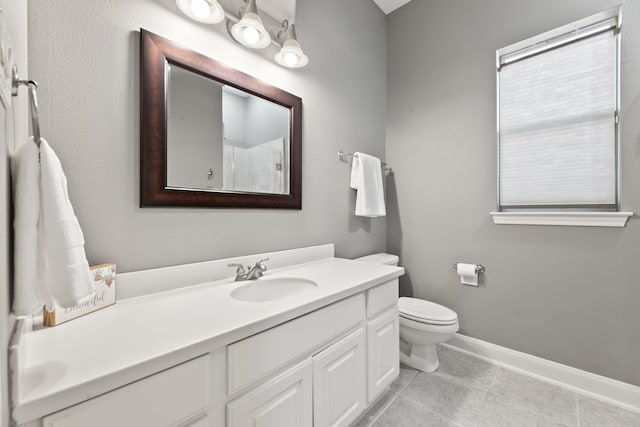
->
[350,152,386,218]
[11,138,94,316]
[11,139,46,315]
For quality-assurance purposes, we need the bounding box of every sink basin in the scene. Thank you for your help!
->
[230,277,317,302]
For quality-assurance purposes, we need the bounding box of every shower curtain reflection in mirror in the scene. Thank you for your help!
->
[223,137,287,194]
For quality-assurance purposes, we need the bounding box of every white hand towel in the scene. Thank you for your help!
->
[350,152,386,218]
[11,138,94,316]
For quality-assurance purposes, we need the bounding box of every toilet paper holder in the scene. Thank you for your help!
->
[453,263,485,274]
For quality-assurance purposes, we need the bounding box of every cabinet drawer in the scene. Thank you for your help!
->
[366,279,398,318]
[42,355,210,427]
[228,294,365,395]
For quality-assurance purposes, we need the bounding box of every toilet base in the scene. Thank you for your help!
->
[399,343,439,372]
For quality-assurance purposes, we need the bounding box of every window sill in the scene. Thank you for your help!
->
[490,211,633,227]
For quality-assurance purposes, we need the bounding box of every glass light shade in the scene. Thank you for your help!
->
[230,12,271,49]
[243,27,260,45]
[275,39,309,68]
[176,0,225,24]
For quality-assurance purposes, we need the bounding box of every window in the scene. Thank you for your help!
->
[492,6,631,227]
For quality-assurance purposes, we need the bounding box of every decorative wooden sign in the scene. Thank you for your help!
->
[43,264,116,326]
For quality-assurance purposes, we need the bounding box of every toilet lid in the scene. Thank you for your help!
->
[398,297,458,325]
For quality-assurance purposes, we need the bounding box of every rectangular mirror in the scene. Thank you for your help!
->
[167,65,291,194]
[140,29,302,208]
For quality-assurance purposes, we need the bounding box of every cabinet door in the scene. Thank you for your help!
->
[227,359,312,427]
[313,328,367,427]
[42,355,210,427]
[367,307,399,402]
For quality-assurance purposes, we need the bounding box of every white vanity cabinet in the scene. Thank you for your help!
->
[15,276,402,427]
[226,294,366,427]
[226,326,367,427]
[226,280,399,427]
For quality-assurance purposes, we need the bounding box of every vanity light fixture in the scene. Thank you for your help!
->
[230,0,272,49]
[176,0,225,24]
[275,20,308,68]
[175,0,309,69]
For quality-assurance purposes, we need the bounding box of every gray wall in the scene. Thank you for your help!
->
[223,91,247,143]
[387,0,640,385]
[245,97,289,147]
[27,0,387,273]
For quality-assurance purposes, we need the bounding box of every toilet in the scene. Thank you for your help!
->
[355,253,459,372]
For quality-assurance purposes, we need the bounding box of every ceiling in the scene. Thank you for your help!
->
[372,0,413,15]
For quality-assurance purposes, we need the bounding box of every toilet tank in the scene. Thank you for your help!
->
[354,253,399,266]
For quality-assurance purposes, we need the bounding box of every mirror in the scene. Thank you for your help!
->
[167,65,291,195]
[140,29,302,208]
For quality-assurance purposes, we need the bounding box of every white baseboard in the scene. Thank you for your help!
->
[442,333,640,413]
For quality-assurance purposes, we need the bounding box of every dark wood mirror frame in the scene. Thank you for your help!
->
[140,29,302,209]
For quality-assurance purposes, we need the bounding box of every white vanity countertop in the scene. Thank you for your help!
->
[13,256,403,423]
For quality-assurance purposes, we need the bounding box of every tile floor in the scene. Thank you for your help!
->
[354,346,640,427]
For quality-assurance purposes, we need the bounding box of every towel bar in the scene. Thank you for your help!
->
[337,151,392,173]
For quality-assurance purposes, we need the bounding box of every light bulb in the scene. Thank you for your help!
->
[190,0,210,19]
[274,23,308,68]
[243,27,260,45]
[283,52,298,67]
[176,0,223,23]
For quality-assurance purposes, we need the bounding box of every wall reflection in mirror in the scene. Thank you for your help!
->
[167,64,290,195]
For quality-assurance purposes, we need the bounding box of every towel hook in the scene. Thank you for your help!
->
[11,66,42,147]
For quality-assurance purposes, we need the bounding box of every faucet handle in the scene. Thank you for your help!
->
[256,258,269,271]
[228,263,246,274]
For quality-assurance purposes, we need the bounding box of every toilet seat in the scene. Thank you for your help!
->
[399,315,459,334]
[398,297,458,326]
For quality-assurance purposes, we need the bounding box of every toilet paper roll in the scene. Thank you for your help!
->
[456,263,478,286]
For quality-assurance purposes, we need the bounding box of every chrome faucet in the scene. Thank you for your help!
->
[228,258,269,281]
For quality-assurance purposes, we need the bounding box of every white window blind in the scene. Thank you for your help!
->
[498,28,618,209]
